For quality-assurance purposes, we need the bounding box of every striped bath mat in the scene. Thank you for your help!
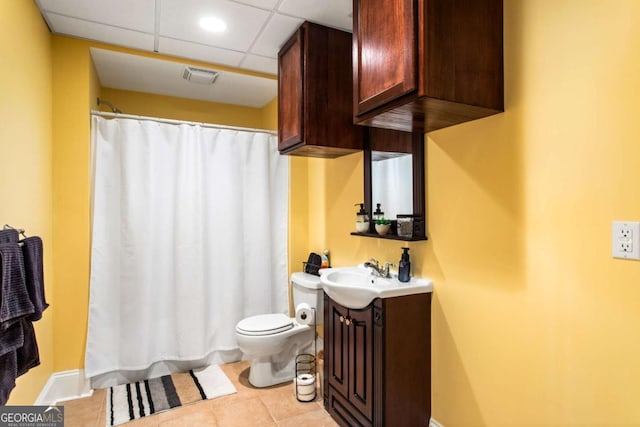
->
[106,365,236,426]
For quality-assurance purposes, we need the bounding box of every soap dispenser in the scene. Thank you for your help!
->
[373,203,384,222]
[354,203,370,233]
[398,247,411,283]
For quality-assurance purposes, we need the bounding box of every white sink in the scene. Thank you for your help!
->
[320,265,433,309]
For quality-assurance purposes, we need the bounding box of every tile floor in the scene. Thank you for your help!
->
[60,361,338,427]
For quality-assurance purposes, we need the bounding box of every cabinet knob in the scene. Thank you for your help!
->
[339,316,345,323]
[345,318,351,326]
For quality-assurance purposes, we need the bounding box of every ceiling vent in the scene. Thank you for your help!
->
[182,66,220,85]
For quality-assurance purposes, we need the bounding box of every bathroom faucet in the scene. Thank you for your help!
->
[364,258,395,278]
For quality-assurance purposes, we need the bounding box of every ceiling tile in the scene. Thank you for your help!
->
[159,0,270,52]
[37,0,156,33]
[35,0,352,109]
[158,38,244,68]
[250,14,303,58]
[212,72,277,108]
[91,48,168,94]
[240,55,278,75]
[47,13,155,51]
[278,0,352,31]
[229,0,279,10]
[91,48,276,108]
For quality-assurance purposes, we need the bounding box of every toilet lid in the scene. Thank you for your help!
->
[236,313,294,336]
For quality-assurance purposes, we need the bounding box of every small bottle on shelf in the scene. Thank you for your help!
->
[321,249,330,268]
[354,203,370,233]
[373,203,384,222]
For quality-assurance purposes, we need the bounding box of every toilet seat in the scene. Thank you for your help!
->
[236,313,294,336]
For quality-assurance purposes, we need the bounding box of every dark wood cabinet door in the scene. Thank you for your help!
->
[278,22,363,157]
[327,298,349,398]
[352,0,503,133]
[277,27,303,152]
[348,306,374,421]
[353,0,417,115]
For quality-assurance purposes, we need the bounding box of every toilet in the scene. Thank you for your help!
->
[235,272,323,388]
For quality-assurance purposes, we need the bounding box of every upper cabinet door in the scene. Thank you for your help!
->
[353,0,417,116]
[278,22,364,158]
[278,28,303,152]
[352,0,504,133]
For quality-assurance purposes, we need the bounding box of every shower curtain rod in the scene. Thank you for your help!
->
[90,110,278,136]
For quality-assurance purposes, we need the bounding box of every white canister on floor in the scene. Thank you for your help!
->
[294,373,316,402]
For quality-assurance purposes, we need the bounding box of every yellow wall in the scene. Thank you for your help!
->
[51,35,95,372]
[0,0,54,404]
[100,88,263,128]
[305,1,640,425]
[89,56,102,111]
[260,97,278,131]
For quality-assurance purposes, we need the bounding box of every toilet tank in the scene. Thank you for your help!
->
[291,272,324,325]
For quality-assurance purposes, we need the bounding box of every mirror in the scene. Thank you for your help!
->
[360,128,426,241]
[371,151,413,218]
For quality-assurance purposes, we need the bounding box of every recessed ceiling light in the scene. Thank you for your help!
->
[199,16,227,33]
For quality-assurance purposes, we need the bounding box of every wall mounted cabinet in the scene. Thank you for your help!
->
[324,293,432,427]
[353,0,504,133]
[278,22,363,158]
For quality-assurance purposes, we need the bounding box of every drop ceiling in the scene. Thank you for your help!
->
[35,0,353,108]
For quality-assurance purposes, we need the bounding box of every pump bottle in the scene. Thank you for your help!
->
[354,203,369,233]
[398,247,411,283]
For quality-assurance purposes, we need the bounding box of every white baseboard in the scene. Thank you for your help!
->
[35,369,93,406]
[430,418,444,427]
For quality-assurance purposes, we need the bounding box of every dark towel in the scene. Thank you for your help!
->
[0,229,18,244]
[0,320,24,357]
[0,243,34,331]
[0,235,44,405]
[16,319,40,376]
[0,316,41,404]
[21,237,48,321]
[0,351,17,405]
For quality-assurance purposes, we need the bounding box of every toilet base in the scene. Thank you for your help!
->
[248,356,296,388]
[246,336,315,388]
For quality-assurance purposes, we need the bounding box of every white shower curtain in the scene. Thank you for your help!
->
[85,116,288,386]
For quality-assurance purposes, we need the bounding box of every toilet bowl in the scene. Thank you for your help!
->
[235,272,323,388]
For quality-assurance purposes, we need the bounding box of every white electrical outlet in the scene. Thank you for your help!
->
[612,221,640,260]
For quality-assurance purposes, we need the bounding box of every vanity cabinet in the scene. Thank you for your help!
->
[325,296,374,424]
[353,0,504,133]
[278,22,363,158]
[323,292,432,427]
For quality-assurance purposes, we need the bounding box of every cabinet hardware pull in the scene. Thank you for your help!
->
[339,316,345,323]
[345,318,351,326]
